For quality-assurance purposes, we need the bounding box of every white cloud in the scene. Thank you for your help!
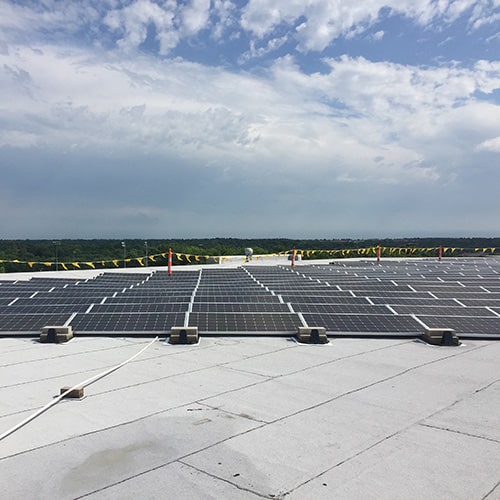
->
[104,0,178,54]
[1,44,499,189]
[240,0,499,51]
[475,136,500,152]
[181,0,211,35]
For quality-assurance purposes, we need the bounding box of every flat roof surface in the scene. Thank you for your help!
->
[1,259,499,499]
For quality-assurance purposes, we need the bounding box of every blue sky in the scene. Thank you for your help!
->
[1,0,499,239]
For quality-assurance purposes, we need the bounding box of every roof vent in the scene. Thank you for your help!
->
[296,327,328,344]
[422,327,460,346]
[169,326,199,345]
[40,326,73,343]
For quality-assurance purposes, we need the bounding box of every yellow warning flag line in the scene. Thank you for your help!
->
[0,247,496,270]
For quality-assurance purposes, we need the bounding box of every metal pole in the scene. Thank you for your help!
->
[121,241,126,268]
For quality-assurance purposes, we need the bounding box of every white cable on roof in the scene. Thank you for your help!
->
[0,336,158,442]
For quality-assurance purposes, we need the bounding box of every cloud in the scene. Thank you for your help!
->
[181,0,211,35]
[1,44,498,187]
[240,0,499,51]
[475,136,500,152]
[104,0,178,54]
[0,2,499,238]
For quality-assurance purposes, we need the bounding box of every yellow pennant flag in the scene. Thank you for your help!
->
[136,258,144,266]
[61,263,68,270]
[112,260,119,267]
[185,255,192,263]
[72,262,80,269]
[43,262,52,267]
[195,255,200,262]
[176,253,183,261]
[86,262,96,269]
[28,262,35,268]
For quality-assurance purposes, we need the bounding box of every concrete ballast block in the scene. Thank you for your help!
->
[296,327,328,344]
[60,386,84,398]
[169,326,199,344]
[422,327,460,346]
[40,326,73,343]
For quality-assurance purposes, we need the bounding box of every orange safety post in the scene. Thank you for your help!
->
[168,248,173,275]
[377,245,381,264]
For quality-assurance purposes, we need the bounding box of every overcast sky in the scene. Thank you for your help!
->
[1,0,499,239]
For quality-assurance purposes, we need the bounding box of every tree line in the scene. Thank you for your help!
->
[0,237,499,273]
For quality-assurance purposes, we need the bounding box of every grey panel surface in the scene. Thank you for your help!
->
[69,312,186,332]
[192,303,290,313]
[302,313,422,334]
[0,313,72,332]
[188,312,302,332]
[415,315,500,335]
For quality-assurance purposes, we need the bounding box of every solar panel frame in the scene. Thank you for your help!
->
[188,312,302,333]
[0,313,72,332]
[415,315,500,336]
[301,313,422,334]
[69,312,186,332]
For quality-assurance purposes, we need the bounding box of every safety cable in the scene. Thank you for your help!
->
[0,336,158,442]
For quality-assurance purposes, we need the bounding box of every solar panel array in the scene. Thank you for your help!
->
[0,258,499,338]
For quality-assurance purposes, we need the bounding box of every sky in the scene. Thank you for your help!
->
[1,0,499,240]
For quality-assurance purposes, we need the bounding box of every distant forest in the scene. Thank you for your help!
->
[0,237,499,273]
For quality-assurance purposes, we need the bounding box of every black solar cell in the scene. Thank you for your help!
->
[188,312,301,332]
[192,303,290,313]
[0,313,72,332]
[415,315,500,335]
[302,313,422,333]
[392,305,496,317]
[70,312,186,332]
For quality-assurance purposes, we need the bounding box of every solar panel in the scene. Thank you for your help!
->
[188,312,302,332]
[416,315,500,336]
[431,292,500,299]
[281,295,371,304]
[291,303,393,315]
[0,304,89,314]
[193,295,281,303]
[0,314,72,332]
[105,295,192,304]
[369,297,460,306]
[301,313,422,334]
[192,302,290,313]
[69,312,186,332]
[90,303,189,313]
[391,305,497,317]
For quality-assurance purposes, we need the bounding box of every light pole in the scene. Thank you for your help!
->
[53,240,60,272]
[144,240,148,267]
[121,241,126,268]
